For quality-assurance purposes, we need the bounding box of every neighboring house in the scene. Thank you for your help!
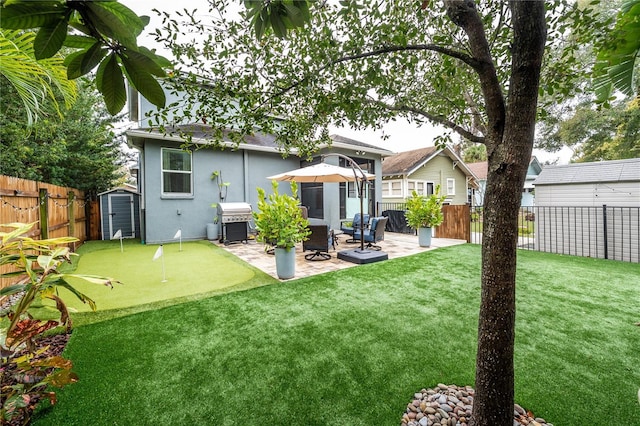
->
[466,161,487,207]
[381,146,477,205]
[532,158,640,263]
[125,124,392,244]
[467,156,542,207]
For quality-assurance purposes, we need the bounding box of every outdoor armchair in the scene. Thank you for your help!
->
[353,216,388,250]
[303,224,333,261]
[340,213,370,243]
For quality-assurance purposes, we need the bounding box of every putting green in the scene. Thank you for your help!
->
[60,240,255,312]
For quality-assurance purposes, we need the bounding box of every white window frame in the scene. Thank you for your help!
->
[161,147,193,197]
[446,178,456,196]
[382,180,403,198]
[407,180,435,197]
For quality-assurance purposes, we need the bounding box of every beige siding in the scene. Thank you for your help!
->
[408,154,469,204]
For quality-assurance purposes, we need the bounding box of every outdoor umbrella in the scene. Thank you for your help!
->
[266,159,385,264]
[266,162,374,183]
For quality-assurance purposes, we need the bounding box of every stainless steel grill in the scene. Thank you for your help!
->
[217,202,252,244]
[218,202,253,223]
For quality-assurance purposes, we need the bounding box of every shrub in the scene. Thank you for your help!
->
[0,222,117,423]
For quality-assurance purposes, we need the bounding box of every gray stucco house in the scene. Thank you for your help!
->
[126,125,392,244]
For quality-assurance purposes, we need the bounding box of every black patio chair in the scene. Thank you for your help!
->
[303,224,332,261]
[353,216,388,250]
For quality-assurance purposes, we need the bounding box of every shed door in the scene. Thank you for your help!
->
[108,193,135,238]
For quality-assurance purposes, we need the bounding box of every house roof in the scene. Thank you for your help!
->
[381,146,477,183]
[467,157,540,182]
[466,161,488,180]
[381,146,439,176]
[533,158,640,185]
[126,124,392,156]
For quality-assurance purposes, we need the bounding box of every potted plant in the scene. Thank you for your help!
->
[208,170,230,241]
[405,185,446,247]
[253,180,310,279]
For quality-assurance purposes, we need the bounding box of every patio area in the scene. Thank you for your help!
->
[216,231,467,280]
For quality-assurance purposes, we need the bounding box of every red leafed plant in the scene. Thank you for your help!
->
[1,222,118,423]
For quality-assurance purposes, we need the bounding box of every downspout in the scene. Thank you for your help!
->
[243,150,250,201]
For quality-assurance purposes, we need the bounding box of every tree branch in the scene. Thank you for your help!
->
[369,99,486,144]
[444,0,505,146]
[261,43,478,111]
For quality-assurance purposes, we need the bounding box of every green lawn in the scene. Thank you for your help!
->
[61,239,277,325]
[34,245,640,425]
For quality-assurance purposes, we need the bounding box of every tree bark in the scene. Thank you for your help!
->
[470,1,547,425]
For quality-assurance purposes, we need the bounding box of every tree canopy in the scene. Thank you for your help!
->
[0,0,171,115]
[0,77,126,194]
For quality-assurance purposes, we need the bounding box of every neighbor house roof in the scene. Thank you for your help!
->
[533,158,640,185]
[381,146,439,176]
[382,146,477,184]
[466,161,488,180]
[126,125,392,156]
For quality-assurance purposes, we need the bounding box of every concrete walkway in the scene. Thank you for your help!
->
[217,232,467,280]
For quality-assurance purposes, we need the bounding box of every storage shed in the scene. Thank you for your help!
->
[98,188,141,240]
[532,158,640,262]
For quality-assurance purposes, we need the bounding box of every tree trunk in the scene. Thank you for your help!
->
[468,1,547,425]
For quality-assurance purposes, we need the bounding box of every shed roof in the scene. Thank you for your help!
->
[533,158,640,185]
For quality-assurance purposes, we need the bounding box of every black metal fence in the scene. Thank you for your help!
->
[470,205,640,263]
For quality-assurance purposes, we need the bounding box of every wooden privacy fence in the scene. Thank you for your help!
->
[0,175,92,243]
[377,202,471,242]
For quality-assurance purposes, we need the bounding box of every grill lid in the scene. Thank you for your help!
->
[218,202,252,223]
[218,202,252,214]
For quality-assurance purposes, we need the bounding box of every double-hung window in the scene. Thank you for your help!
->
[161,148,192,196]
[446,178,456,196]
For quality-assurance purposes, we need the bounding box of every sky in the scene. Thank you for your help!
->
[128,0,573,164]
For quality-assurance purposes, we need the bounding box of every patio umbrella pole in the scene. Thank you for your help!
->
[322,153,387,264]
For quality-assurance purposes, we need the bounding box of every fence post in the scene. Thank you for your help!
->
[39,188,48,239]
[602,204,608,260]
[68,191,75,239]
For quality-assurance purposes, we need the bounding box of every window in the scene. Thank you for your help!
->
[161,148,192,196]
[407,180,435,196]
[446,178,456,195]
[382,180,403,198]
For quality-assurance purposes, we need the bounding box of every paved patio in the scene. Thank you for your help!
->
[216,232,467,280]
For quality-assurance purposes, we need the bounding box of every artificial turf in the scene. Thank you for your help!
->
[59,239,277,324]
[33,244,640,425]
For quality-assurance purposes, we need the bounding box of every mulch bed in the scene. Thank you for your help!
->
[1,332,71,426]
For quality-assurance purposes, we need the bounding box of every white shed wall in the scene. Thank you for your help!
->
[535,182,640,207]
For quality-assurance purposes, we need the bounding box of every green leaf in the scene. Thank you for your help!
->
[80,41,108,76]
[120,52,166,108]
[94,1,147,37]
[139,46,173,69]
[96,52,126,115]
[270,12,287,38]
[33,10,70,60]
[122,49,166,77]
[63,34,96,49]
[85,2,139,48]
[0,3,64,29]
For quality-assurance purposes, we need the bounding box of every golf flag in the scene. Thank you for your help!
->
[112,229,122,239]
[153,245,163,261]
[174,229,182,252]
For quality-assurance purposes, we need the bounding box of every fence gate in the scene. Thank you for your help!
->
[437,204,471,242]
